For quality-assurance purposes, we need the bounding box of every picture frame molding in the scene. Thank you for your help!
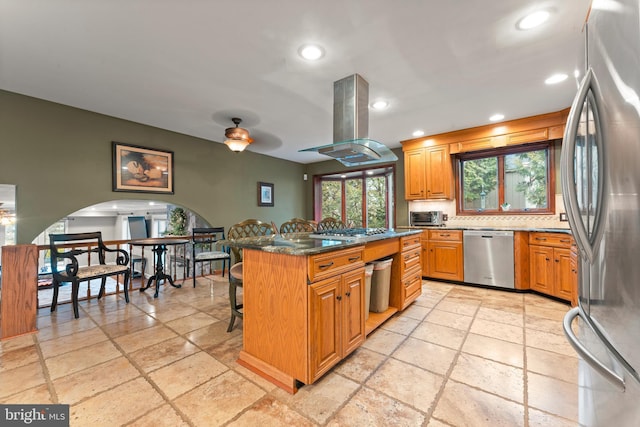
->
[112,141,174,194]
[258,181,274,207]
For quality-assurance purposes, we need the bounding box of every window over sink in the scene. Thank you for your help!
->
[457,141,555,215]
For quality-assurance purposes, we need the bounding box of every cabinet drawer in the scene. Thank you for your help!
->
[402,266,422,302]
[529,232,573,248]
[399,246,421,276]
[400,234,421,250]
[308,246,365,282]
[428,229,462,242]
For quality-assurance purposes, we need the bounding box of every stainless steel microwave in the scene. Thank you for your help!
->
[410,211,444,226]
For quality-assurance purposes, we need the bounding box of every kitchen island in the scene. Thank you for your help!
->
[224,229,422,393]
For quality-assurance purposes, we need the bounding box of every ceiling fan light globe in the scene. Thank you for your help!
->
[224,138,250,152]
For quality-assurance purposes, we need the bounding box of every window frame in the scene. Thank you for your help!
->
[455,141,555,215]
[313,165,396,228]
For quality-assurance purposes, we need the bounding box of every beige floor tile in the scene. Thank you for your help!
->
[129,336,199,373]
[470,318,524,344]
[0,344,40,373]
[425,309,474,331]
[526,346,578,384]
[462,333,524,368]
[380,314,420,335]
[450,353,524,403]
[204,333,243,367]
[334,347,387,383]
[114,325,178,354]
[426,418,451,427]
[526,329,576,357]
[100,312,159,338]
[70,377,163,426]
[399,302,432,321]
[366,358,444,413]
[525,313,565,335]
[228,395,316,427]
[361,328,406,355]
[53,356,140,405]
[165,312,219,334]
[0,334,35,354]
[0,362,46,399]
[436,297,481,316]
[328,386,425,426]
[433,380,525,427]
[37,316,97,342]
[186,320,242,348]
[476,306,523,327]
[174,370,266,426]
[411,321,467,350]
[272,372,360,424]
[39,327,108,359]
[528,372,578,421]
[45,340,121,380]
[148,304,200,322]
[392,337,457,375]
[128,403,190,427]
[528,407,579,427]
[148,351,228,399]
[0,384,53,404]
[525,304,568,322]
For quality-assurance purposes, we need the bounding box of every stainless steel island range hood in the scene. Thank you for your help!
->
[300,74,398,167]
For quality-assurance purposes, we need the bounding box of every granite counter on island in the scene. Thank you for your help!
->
[226,230,422,394]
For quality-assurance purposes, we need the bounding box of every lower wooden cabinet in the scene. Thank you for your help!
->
[529,232,577,304]
[308,267,365,382]
[424,230,463,281]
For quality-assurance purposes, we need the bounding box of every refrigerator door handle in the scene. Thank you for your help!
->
[563,307,626,391]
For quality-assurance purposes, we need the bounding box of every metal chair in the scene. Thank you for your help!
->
[317,217,347,231]
[227,219,277,332]
[279,218,317,234]
[191,227,231,287]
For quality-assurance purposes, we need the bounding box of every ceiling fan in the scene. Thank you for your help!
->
[224,117,254,152]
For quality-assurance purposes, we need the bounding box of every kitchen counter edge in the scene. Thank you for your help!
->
[397,226,572,234]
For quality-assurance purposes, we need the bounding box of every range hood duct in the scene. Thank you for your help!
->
[300,74,397,167]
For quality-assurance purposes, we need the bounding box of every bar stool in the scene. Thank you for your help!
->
[227,219,277,332]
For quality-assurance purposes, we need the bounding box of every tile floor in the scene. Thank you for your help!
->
[0,277,579,426]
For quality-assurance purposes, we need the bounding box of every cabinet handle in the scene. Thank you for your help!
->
[336,295,342,301]
[441,233,450,237]
[555,259,560,263]
[348,256,361,262]
[545,257,550,261]
[560,239,571,243]
[535,237,547,241]
[345,291,351,297]
[319,261,334,269]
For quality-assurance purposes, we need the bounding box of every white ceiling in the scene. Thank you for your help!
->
[0,1,590,164]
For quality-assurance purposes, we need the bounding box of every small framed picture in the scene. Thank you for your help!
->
[258,182,274,207]
[112,142,174,194]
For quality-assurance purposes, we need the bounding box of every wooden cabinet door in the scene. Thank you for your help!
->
[428,241,463,281]
[554,247,574,302]
[421,239,429,277]
[308,276,341,382]
[341,268,365,357]
[425,146,452,199]
[404,148,426,200]
[529,245,554,294]
[570,250,578,306]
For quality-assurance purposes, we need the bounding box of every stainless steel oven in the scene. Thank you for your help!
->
[410,211,444,227]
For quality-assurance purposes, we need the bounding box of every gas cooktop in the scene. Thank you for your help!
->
[309,227,392,240]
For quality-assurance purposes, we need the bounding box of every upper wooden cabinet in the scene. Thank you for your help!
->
[404,145,453,200]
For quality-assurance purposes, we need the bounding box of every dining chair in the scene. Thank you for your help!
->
[226,219,277,332]
[191,227,231,287]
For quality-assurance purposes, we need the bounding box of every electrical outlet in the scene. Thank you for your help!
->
[443,213,449,221]
[559,212,568,221]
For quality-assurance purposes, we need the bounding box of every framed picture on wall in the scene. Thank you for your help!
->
[112,142,174,194]
[258,182,274,207]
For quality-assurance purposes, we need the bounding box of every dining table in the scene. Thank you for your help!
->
[129,238,189,298]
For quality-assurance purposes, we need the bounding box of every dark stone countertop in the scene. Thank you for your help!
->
[397,225,572,234]
[219,229,422,256]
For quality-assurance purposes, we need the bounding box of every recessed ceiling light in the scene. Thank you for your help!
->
[298,44,324,61]
[545,73,568,84]
[489,113,505,122]
[371,100,389,110]
[517,10,550,30]
[412,130,425,137]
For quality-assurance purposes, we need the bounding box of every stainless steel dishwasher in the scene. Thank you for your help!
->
[463,230,515,289]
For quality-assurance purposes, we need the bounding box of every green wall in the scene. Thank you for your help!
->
[0,90,307,243]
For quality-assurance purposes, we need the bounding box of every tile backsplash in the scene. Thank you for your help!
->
[409,194,570,229]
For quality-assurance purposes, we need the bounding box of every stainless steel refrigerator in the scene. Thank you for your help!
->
[562,1,640,425]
